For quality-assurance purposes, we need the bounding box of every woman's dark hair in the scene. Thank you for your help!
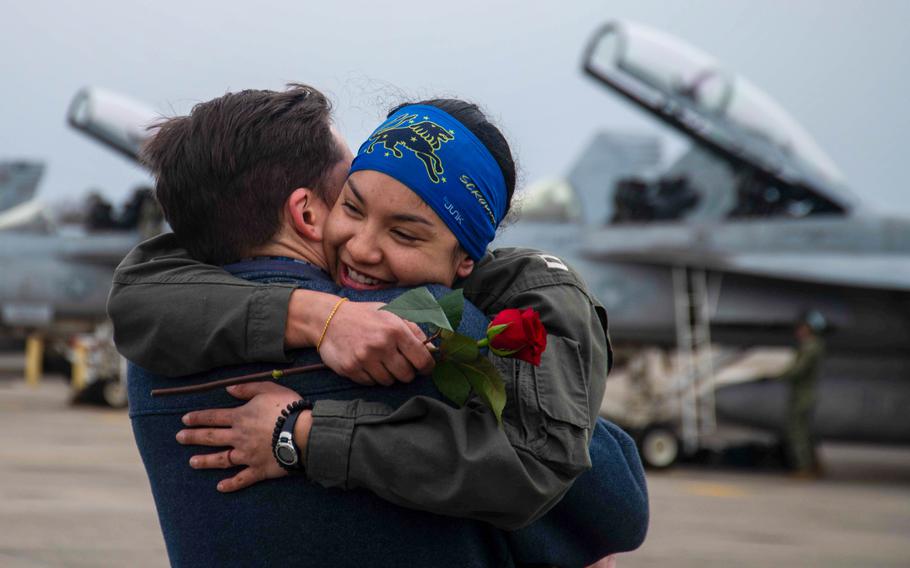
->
[389,99,517,221]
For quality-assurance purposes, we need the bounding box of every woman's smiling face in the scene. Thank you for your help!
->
[324,170,475,291]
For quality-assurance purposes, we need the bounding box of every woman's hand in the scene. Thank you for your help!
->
[177,382,306,492]
[286,290,436,386]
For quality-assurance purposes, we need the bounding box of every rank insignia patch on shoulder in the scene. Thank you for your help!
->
[538,254,569,271]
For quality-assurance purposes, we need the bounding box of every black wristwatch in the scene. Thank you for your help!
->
[272,399,314,472]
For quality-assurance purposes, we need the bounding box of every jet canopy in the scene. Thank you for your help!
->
[67,87,159,163]
[584,20,855,213]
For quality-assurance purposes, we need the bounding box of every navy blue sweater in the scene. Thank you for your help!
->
[128,258,647,567]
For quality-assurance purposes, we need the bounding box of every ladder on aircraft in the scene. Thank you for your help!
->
[672,267,717,454]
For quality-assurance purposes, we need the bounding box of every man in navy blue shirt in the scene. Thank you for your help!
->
[125,85,647,567]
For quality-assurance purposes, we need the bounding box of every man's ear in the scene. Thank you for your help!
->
[286,188,328,242]
[455,255,475,280]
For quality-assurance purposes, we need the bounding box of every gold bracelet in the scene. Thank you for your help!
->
[316,297,349,351]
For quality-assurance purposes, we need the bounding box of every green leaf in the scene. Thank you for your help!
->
[432,360,472,406]
[437,289,465,331]
[440,332,479,363]
[460,358,507,425]
[380,287,453,331]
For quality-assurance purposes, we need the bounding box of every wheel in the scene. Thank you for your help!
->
[101,378,128,409]
[639,425,680,469]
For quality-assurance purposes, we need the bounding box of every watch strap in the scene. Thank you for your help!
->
[282,406,304,442]
[273,399,314,472]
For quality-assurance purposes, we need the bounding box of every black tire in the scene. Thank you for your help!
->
[101,378,128,409]
[71,378,128,409]
[42,352,73,378]
[638,425,680,469]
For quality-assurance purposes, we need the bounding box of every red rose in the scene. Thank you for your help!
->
[487,308,547,366]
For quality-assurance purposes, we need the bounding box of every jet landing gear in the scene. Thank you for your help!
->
[75,376,128,408]
[68,323,128,409]
[635,424,681,469]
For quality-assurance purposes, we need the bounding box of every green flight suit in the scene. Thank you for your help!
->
[108,233,612,529]
[778,336,825,473]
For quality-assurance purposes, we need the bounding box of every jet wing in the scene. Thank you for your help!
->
[717,252,910,291]
[582,20,857,213]
[585,247,910,292]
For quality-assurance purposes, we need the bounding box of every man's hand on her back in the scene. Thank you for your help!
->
[178,381,300,492]
[286,290,435,386]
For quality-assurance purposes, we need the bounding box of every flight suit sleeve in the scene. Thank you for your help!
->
[107,233,294,376]
[776,338,823,383]
[306,396,571,531]
[306,249,611,530]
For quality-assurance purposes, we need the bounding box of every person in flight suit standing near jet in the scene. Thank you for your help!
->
[777,311,827,478]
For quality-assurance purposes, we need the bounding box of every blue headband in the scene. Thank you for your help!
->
[349,105,508,260]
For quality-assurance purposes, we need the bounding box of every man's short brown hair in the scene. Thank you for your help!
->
[143,84,342,264]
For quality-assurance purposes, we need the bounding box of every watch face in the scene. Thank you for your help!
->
[276,444,297,466]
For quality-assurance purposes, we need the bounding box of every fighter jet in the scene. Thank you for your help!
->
[0,88,160,406]
[0,161,47,231]
[492,20,910,467]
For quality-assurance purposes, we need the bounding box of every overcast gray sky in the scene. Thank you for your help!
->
[3,0,908,214]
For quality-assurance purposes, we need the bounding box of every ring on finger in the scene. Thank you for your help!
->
[227,448,235,466]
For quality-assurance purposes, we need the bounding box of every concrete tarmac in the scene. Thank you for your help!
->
[1,377,909,567]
